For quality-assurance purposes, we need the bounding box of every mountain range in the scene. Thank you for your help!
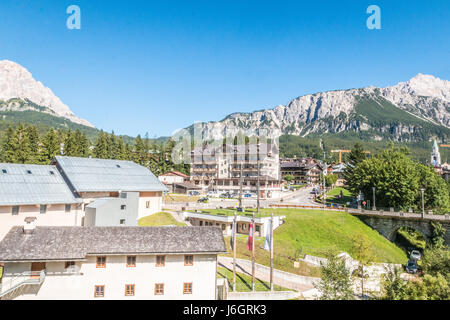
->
[1,60,450,145]
[189,73,450,142]
[0,60,93,128]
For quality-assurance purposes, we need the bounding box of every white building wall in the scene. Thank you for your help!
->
[3,254,217,300]
[0,204,83,240]
[137,192,163,219]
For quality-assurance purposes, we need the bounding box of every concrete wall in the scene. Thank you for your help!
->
[2,254,218,300]
[138,192,163,219]
[227,290,300,300]
[357,215,450,245]
[0,204,83,240]
[85,192,139,227]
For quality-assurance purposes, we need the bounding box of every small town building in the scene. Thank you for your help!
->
[190,143,282,198]
[180,211,285,237]
[85,192,140,227]
[0,156,167,239]
[0,223,226,300]
[0,163,83,240]
[158,171,190,192]
[280,158,322,185]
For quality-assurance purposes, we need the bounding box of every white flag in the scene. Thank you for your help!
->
[264,219,271,251]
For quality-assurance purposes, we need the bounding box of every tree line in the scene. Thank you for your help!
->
[344,142,450,213]
[0,123,189,176]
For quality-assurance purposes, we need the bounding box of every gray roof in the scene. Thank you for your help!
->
[0,226,227,262]
[0,163,81,206]
[54,156,168,193]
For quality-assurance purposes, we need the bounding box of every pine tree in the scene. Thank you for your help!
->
[63,129,79,156]
[1,127,15,163]
[40,127,60,163]
[93,130,109,159]
[74,129,90,157]
[133,135,147,165]
[8,124,32,164]
[26,125,40,163]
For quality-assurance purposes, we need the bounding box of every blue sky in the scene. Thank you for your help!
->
[0,0,449,137]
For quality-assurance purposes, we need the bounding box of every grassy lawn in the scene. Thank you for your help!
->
[324,187,354,205]
[138,212,186,226]
[163,193,200,203]
[214,208,407,270]
[217,266,290,292]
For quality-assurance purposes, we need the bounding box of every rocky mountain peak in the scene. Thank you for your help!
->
[0,60,93,127]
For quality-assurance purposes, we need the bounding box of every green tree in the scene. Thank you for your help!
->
[25,125,40,163]
[40,127,60,163]
[283,175,294,183]
[351,234,375,298]
[325,173,338,187]
[314,251,354,300]
[93,130,109,159]
[6,124,31,164]
[381,266,409,300]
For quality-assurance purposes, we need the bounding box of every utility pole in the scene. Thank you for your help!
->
[420,188,425,218]
[372,187,376,211]
[322,153,327,210]
[239,162,243,209]
[251,212,255,292]
[270,213,274,291]
[256,144,260,215]
[233,211,237,292]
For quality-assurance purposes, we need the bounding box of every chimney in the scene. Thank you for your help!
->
[23,217,37,234]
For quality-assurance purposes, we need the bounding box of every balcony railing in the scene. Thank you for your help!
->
[0,270,46,298]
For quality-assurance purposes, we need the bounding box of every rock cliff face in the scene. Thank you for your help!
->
[189,74,450,141]
[0,60,93,127]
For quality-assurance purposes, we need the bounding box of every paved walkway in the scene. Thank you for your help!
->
[218,257,317,293]
[166,210,192,226]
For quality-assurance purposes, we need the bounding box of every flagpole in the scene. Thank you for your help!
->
[252,212,255,292]
[270,213,274,291]
[233,211,237,292]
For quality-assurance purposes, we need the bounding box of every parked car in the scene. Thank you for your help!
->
[244,193,252,198]
[197,197,209,203]
[405,260,418,274]
[188,191,200,196]
[206,191,217,197]
[410,250,421,261]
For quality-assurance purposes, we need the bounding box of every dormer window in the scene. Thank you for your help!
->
[49,171,55,175]
[26,170,32,174]
[116,164,121,168]
[1,169,7,174]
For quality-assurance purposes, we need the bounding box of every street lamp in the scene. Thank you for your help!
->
[372,187,376,211]
[420,188,425,219]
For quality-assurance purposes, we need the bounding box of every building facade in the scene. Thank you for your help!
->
[0,156,167,239]
[190,143,281,198]
[280,158,323,185]
[0,224,226,300]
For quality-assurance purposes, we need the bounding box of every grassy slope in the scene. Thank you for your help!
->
[201,208,407,269]
[325,187,354,205]
[138,212,186,226]
[217,266,290,292]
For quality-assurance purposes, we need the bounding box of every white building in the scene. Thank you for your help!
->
[0,223,226,300]
[0,156,168,240]
[190,143,282,198]
[181,211,285,237]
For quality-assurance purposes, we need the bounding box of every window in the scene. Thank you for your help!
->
[96,256,106,268]
[40,205,47,214]
[146,201,150,208]
[65,261,75,269]
[221,224,226,231]
[26,170,32,174]
[1,169,7,174]
[183,282,193,294]
[12,206,19,215]
[155,283,164,295]
[65,204,71,213]
[199,220,203,226]
[127,256,136,267]
[116,164,121,168]
[120,205,126,210]
[94,285,105,297]
[255,225,260,232]
[125,284,135,296]
[156,255,165,267]
[120,219,126,225]
[184,255,193,266]
[49,171,55,175]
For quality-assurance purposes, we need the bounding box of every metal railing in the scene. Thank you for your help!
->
[0,270,46,298]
